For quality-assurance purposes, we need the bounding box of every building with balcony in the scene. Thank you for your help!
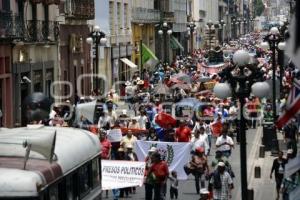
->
[0,0,60,127]
[58,0,94,101]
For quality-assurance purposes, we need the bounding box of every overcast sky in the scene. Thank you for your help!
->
[95,0,110,34]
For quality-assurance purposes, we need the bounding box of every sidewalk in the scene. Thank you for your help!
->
[248,129,293,200]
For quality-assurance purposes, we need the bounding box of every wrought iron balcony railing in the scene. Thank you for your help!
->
[65,0,95,20]
[132,7,160,23]
[0,11,25,39]
[25,20,59,42]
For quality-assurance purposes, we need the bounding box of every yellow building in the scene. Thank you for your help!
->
[132,24,156,67]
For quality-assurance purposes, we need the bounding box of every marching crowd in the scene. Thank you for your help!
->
[42,31,300,200]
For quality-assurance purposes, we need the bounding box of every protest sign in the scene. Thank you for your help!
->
[135,140,191,180]
[101,160,146,190]
[107,129,122,142]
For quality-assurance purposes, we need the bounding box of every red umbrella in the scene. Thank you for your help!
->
[155,112,177,129]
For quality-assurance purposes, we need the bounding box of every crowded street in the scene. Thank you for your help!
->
[1,0,300,200]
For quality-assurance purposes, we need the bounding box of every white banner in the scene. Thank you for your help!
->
[135,141,191,180]
[107,129,122,142]
[101,160,146,190]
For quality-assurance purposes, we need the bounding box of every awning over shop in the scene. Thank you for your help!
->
[170,36,184,51]
[120,58,137,68]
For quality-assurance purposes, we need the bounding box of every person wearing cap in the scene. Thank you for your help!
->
[128,117,141,129]
[148,152,169,200]
[199,188,211,200]
[125,144,138,161]
[144,147,157,200]
[187,146,209,194]
[270,150,288,200]
[209,162,233,200]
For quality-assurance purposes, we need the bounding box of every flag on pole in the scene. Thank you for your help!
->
[141,43,158,65]
[276,79,300,128]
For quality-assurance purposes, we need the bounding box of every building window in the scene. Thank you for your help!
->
[2,0,10,11]
[70,34,83,53]
[117,2,121,35]
[124,3,128,30]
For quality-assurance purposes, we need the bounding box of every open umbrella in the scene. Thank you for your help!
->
[153,83,171,95]
[195,90,213,96]
[171,73,191,83]
[197,76,212,83]
[171,83,191,90]
[154,112,177,129]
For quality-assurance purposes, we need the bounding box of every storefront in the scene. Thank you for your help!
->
[0,44,13,127]
[13,61,54,126]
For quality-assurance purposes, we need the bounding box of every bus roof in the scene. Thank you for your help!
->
[0,126,101,197]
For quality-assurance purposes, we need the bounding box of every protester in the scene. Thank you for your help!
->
[99,130,112,160]
[149,152,169,200]
[175,120,192,142]
[215,123,234,157]
[270,150,288,200]
[145,147,157,200]
[120,130,137,152]
[209,162,234,200]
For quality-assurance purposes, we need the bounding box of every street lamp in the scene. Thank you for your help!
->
[260,27,286,154]
[237,18,241,36]
[219,20,226,45]
[187,21,196,54]
[231,18,236,39]
[243,18,247,34]
[206,20,214,50]
[86,25,107,90]
[250,18,255,32]
[158,22,172,65]
[214,50,269,200]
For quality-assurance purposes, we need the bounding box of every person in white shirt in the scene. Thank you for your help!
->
[191,128,209,156]
[137,111,148,130]
[192,119,207,134]
[215,123,234,157]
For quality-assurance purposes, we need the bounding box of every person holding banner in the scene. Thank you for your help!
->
[145,147,157,200]
[149,152,169,200]
[188,147,209,194]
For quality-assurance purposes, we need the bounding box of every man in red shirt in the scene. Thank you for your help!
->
[100,130,112,160]
[175,120,191,142]
[149,152,169,200]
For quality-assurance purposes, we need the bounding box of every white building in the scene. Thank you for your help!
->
[95,0,133,92]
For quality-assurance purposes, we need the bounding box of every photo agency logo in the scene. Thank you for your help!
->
[48,74,266,122]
